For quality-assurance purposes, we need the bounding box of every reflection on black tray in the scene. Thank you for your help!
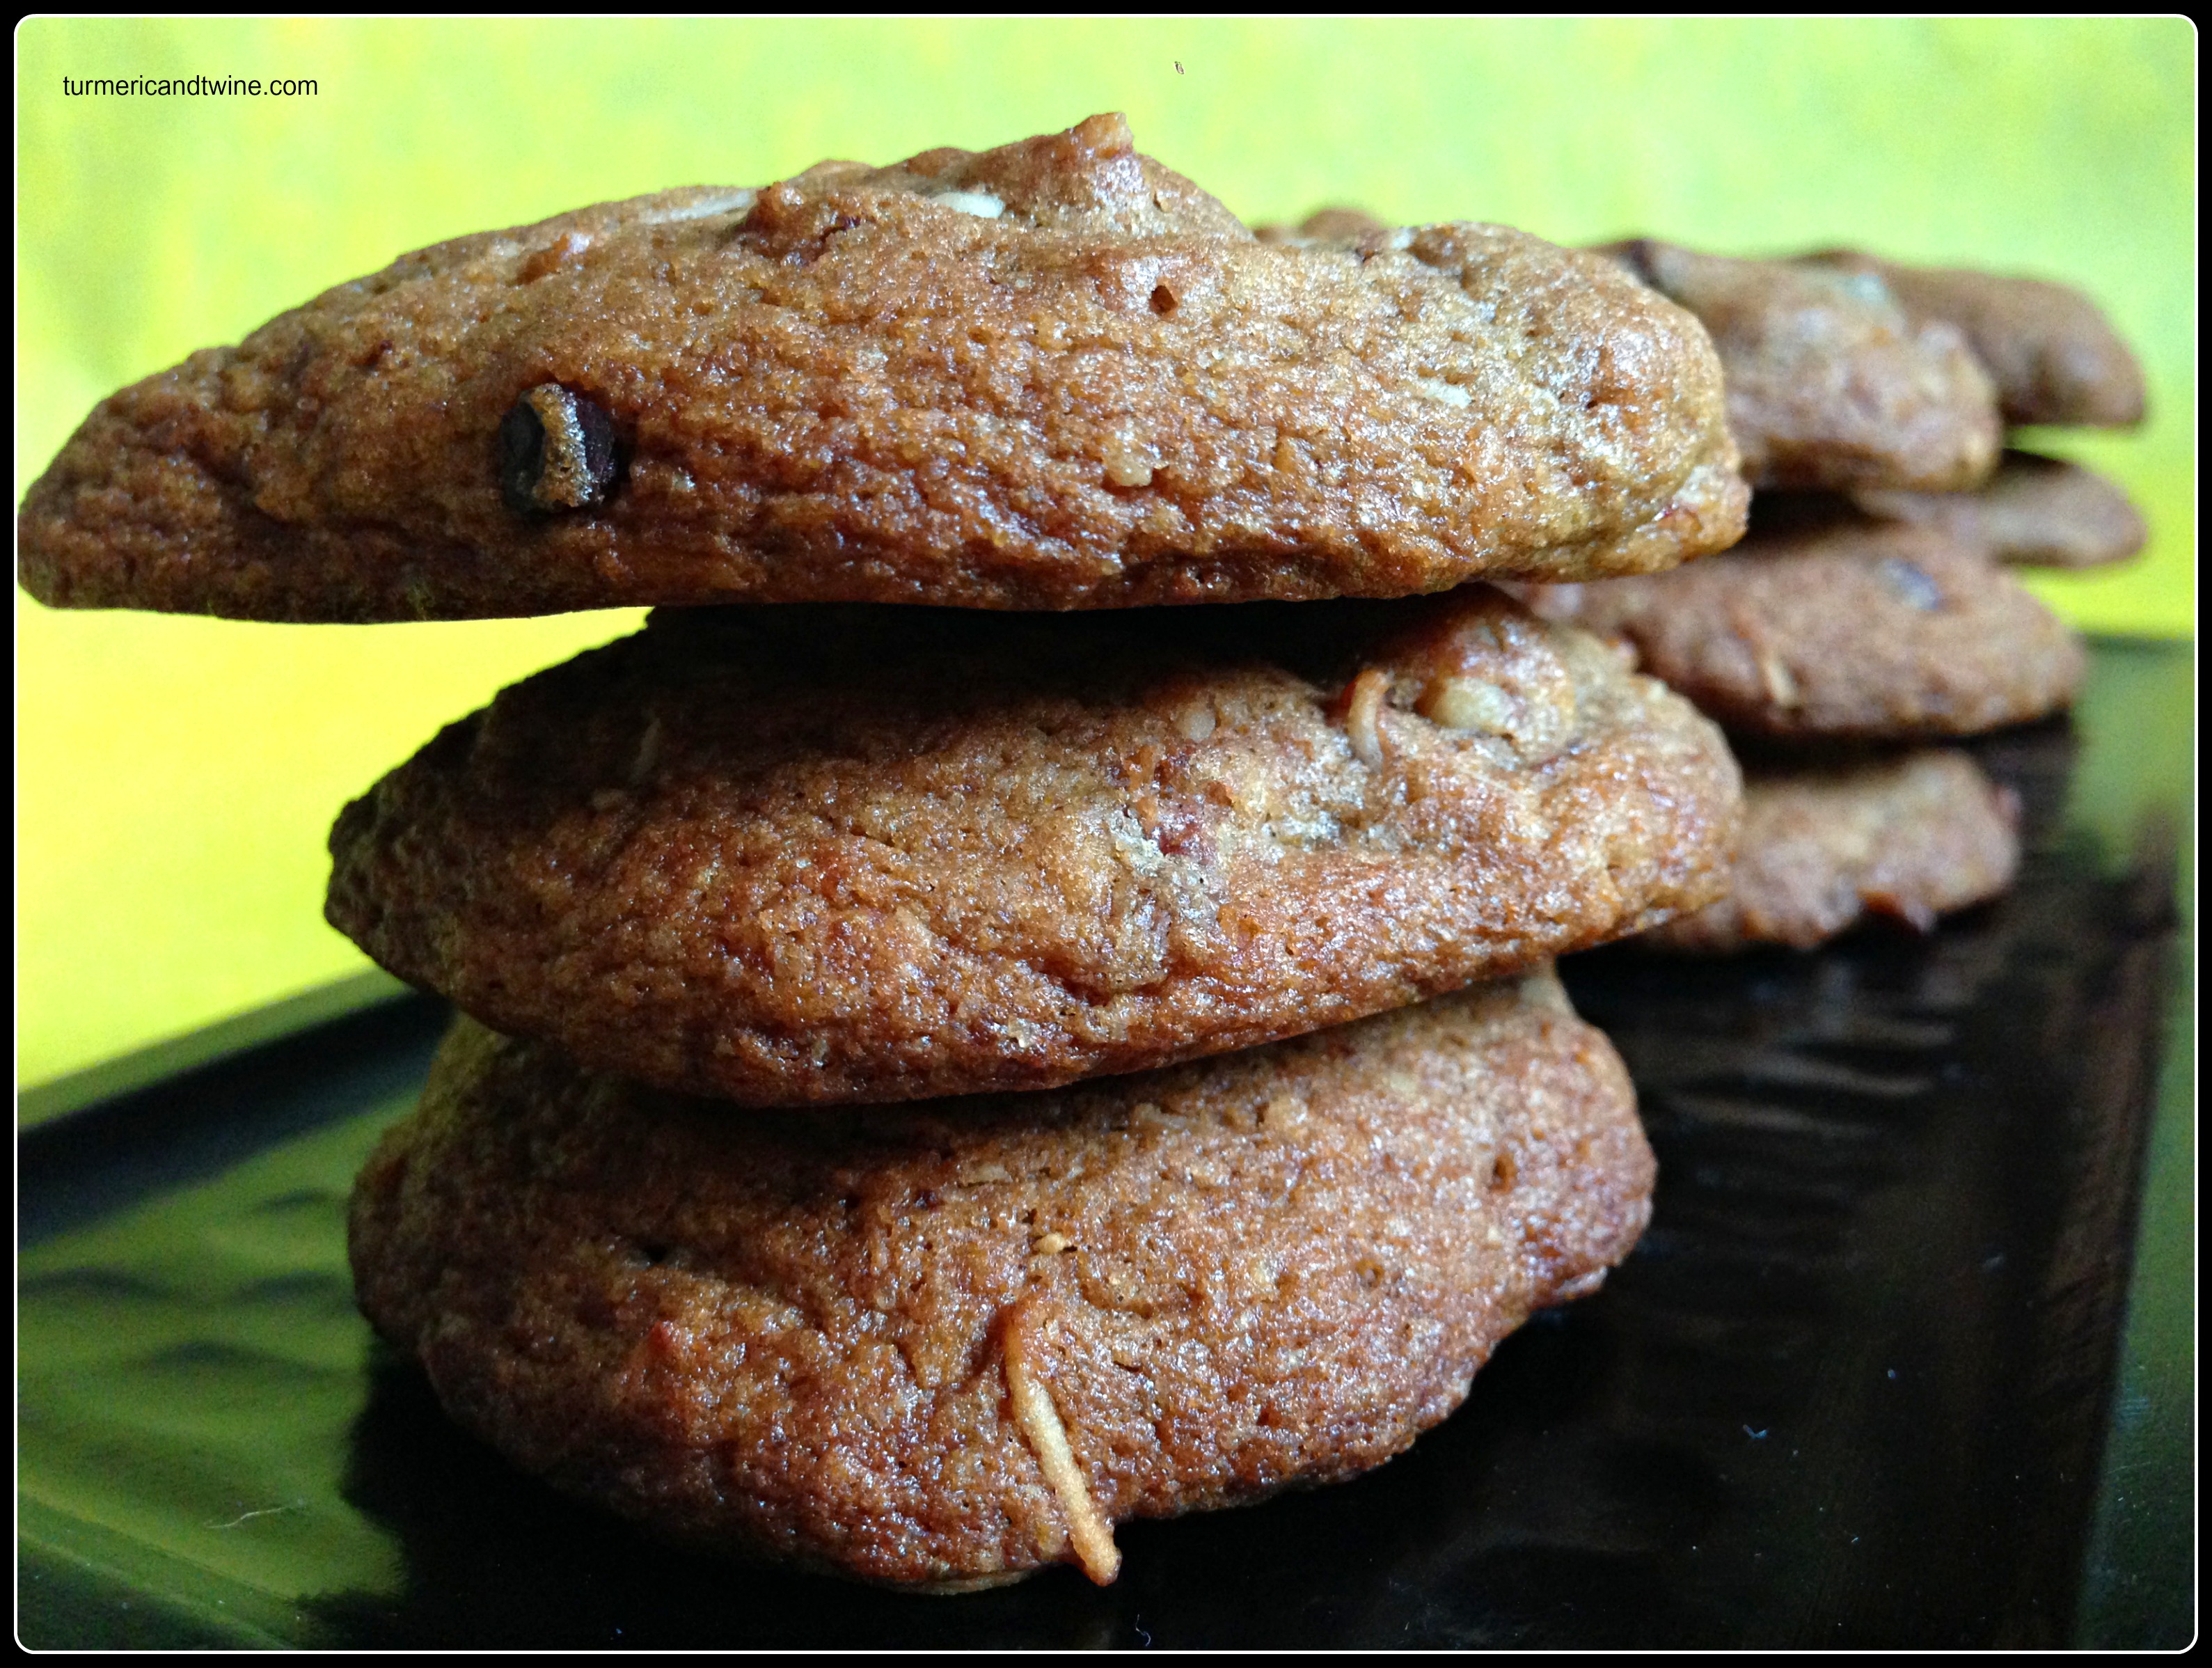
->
[17,652,2186,1649]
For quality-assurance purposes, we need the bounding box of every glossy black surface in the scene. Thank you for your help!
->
[17,640,2192,1649]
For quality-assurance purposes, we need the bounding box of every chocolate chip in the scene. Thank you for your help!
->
[498,384,617,514]
[1875,555,1945,612]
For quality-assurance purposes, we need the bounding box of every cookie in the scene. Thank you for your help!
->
[1517,524,2083,740]
[326,586,1738,1107]
[1252,206,1389,247]
[18,114,1745,623]
[349,973,1654,1589]
[1844,450,2148,570]
[1643,751,2020,952]
[1596,239,2000,494]
[1801,251,2147,427]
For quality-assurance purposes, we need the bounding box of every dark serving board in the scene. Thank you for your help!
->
[17,638,2193,1649]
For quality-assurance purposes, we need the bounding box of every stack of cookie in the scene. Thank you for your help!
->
[1266,214,2148,953]
[21,116,1752,1588]
[1555,240,2148,951]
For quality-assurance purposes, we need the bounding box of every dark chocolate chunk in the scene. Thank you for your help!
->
[498,384,617,514]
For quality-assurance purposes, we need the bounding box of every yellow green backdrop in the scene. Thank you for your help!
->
[16,17,2196,1087]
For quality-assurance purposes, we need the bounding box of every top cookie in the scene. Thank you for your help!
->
[1799,251,2147,428]
[18,114,1745,622]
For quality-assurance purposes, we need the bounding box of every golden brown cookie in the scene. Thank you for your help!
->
[1802,251,2147,427]
[1643,750,2020,952]
[18,114,1744,623]
[1517,524,2083,741]
[1844,450,2148,570]
[326,587,1738,1107]
[1596,239,2001,494]
[349,973,1654,1589]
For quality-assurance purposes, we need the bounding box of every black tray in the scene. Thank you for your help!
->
[17,639,2193,1649]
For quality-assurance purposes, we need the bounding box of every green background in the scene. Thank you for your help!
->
[15,17,2197,1086]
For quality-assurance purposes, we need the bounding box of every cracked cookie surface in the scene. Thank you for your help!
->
[326,587,1737,1106]
[349,974,1652,1588]
[21,113,1744,621]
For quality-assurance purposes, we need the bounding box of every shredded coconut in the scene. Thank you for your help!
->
[642,189,758,224]
[1004,1312,1119,1585]
[1756,647,1802,707]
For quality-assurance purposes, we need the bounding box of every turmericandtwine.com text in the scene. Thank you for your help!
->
[61,74,317,97]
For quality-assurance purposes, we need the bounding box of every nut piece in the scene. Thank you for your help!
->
[1405,607,1578,764]
[1424,675,1517,735]
[498,384,618,514]
[1339,667,1390,766]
